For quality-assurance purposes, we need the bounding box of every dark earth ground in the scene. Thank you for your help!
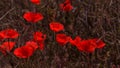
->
[0,0,120,68]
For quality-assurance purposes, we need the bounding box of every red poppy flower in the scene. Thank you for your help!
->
[56,34,70,45]
[69,36,82,46]
[23,12,43,23]
[33,32,46,50]
[30,0,40,5]
[25,41,38,50]
[0,41,15,54]
[92,39,105,49]
[60,0,73,12]
[14,45,34,58]
[33,32,46,42]
[49,22,64,32]
[0,29,19,39]
[77,39,97,53]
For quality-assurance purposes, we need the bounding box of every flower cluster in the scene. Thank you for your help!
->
[0,0,106,58]
[14,41,38,58]
[13,31,46,58]
[49,21,105,53]
[69,37,105,53]
[0,29,19,55]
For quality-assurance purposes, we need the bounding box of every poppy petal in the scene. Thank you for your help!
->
[49,22,64,32]
[25,41,38,50]
[69,36,82,46]
[0,41,15,54]
[33,32,46,42]
[56,34,69,45]
[0,29,19,39]
[14,46,34,58]
[23,12,43,23]
[77,39,96,53]
[30,0,40,5]
[93,39,105,49]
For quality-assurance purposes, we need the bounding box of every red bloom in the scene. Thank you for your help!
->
[77,39,97,53]
[49,22,64,32]
[0,41,15,54]
[33,32,46,50]
[14,45,34,58]
[56,34,70,45]
[76,38,105,53]
[33,32,46,42]
[0,29,19,39]
[23,12,43,23]
[69,36,82,46]
[25,41,38,50]
[30,0,40,5]
[60,0,73,12]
